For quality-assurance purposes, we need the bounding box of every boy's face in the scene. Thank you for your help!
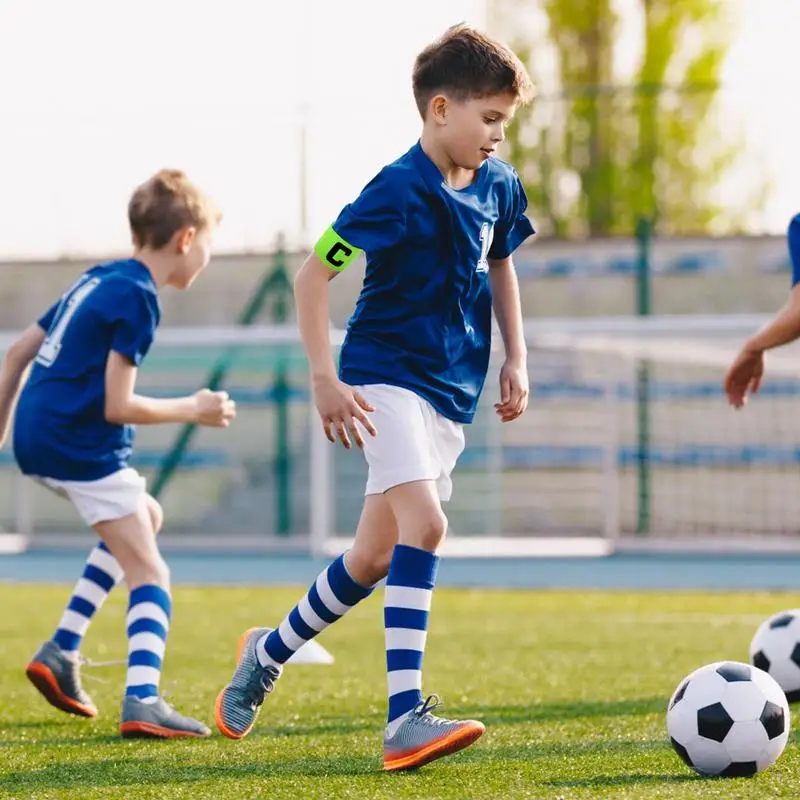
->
[170,226,214,289]
[435,91,518,170]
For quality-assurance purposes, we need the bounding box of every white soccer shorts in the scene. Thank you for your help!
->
[35,467,148,527]
[356,384,465,501]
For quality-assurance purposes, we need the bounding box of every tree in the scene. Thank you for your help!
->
[493,0,757,237]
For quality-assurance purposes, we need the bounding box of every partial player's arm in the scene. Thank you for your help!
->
[294,169,405,448]
[294,249,376,449]
[724,284,800,408]
[725,215,800,409]
[104,351,235,427]
[489,256,528,422]
[488,171,535,423]
[0,323,46,447]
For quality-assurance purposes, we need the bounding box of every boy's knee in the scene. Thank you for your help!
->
[145,495,164,536]
[410,510,448,552]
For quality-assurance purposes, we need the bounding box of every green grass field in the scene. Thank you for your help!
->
[2,584,800,799]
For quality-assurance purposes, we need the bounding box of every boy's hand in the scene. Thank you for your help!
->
[724,347,764,409]
[495,358,529,422]
[312,375,377,449]
[194,389,237,427]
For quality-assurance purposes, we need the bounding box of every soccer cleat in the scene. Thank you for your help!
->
[119,695,211,739]
[383,694,485,772]
[25,641,98,718]
[215,626,282,740]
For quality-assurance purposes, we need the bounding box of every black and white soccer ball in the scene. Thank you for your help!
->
[750,609,800,702]
[667,661,790,777]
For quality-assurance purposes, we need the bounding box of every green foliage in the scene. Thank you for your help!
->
[496,0,760,236]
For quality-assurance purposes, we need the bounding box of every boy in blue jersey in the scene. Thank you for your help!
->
[725,214,800,406]
[0,169,235,738]
[215,24,535,768]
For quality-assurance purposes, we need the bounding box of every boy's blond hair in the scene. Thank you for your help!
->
[412,23,535,118]
[128,169,221,249]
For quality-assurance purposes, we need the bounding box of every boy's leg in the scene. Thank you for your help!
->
[214,495,397,740]
[25,540,123,717]
[375,398,484,771]
[381,480,484,771]
[26,493,164,718]
[95,497,210,738]
[51,541,124,654]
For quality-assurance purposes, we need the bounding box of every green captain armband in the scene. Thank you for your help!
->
[314,226,363,272]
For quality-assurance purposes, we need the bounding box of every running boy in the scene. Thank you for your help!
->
[215,24,535,769]
[0,169,234,738]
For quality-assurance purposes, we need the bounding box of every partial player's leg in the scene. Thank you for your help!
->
[96,496,210,738]
[380,413,484,770]
[25,540,123,718]
[214,495,396,740]
[25,483,163,718]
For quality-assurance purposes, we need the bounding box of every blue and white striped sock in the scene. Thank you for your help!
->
[256,554,372,667]
[384,544,439,732]
[52,542,124,653]
[125,585,171,704]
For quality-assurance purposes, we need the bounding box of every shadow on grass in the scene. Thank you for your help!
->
[0,733,121,748]
[0,697,667,749]
[462,737,667,762]
[0,755,384,791]
[471,696,666,726]
[544,773,701,789]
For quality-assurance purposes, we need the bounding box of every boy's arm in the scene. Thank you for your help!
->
[489,256,527,363]
[724,285,800,408]
[0,324,46,447]
[741,284,800,353]
[293,253,339,380]
[294,252,376,448]
[489,256,529,422]
[105,352,234,427]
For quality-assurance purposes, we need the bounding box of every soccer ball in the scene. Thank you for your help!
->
[750,609,800,702]
[666,661,790,777]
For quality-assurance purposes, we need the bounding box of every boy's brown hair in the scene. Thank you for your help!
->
[128,169,222,249]
[412,24,535,118]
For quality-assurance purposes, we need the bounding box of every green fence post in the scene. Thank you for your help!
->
[271,241,293,536]
[635,217,653,535]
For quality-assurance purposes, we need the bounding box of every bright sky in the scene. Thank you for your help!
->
[0,0,795,259]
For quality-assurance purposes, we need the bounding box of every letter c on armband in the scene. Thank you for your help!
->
[314,226,363,272]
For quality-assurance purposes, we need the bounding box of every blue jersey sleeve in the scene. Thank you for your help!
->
[489,172,535,260]
[790,214,800,286]
[332,168,407,254]
[37,301,59,333]
[110,287,159,366]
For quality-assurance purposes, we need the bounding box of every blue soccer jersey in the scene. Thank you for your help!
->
[13,259,160,481]
[331,142,534,423]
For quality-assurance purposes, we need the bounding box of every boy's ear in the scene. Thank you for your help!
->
[429,94,449,125]
[176,227,197,254]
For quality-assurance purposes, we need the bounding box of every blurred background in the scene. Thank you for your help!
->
[1,0,799,556]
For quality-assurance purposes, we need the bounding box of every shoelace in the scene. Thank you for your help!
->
[245,664,281,707]
[74,656,178,704]
[411,694,454,727]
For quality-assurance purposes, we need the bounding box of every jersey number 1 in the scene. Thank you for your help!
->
[477,222,494,273]
[36,277,101,367]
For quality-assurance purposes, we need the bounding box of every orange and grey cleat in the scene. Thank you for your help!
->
[25,641,98,718]
[383,695,485,772]
[214,626,282,740]
[119,695,211,739]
